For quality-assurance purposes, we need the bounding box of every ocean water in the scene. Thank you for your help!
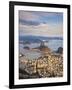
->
[20,48,42,60]
[45,39,63,51]
[19,36,63,60]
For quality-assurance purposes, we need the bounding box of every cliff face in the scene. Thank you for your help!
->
[19,52,63,79]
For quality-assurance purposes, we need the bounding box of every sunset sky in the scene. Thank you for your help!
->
[19,10,63,37]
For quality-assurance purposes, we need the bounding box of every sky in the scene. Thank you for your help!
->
[19,10,63,37]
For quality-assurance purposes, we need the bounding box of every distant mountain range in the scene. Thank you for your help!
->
[19,35,63,43]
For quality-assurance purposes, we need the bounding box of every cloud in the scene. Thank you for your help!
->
[19,10,63,26]
[19,10,63,37]
[19,11,40,21]
[19,19,40,26]
[19,23,63,37]
[34,11,63,18]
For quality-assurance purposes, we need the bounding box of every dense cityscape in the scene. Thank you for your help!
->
[19,41,63,79]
